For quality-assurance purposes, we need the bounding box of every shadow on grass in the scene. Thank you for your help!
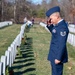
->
[12,37,36,75]
[14,68,36,75]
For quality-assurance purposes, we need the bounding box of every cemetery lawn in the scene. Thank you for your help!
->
[12,25,75,75]
[0,24,21,57]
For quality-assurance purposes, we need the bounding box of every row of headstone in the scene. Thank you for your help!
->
[0,23,27,75]
[68,24,75,33]
[40,22,50,32]
[0,21,13,28]
[69,24,75,28]
[67,33,75,46]
[40,22,75,46]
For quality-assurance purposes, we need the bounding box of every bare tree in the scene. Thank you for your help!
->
[0,0,2,21]
[59,0,75,23]
[48,0,59,7]
[0,0,75,23]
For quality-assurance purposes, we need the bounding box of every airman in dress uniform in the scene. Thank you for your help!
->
[46,6,69,75]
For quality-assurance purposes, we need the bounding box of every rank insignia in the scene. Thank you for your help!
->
[60,31,66,36]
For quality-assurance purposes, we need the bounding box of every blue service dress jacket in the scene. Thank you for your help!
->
[47,20,69,63]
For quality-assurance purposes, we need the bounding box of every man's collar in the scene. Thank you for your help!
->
[53,19,63,26]
[58,19,63,24]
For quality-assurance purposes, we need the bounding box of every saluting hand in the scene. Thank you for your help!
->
[47,19,52,25]
[55,59,61,64]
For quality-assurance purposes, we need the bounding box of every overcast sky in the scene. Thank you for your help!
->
[30,0,51,4]
[6,0,50,4]
[31,0,42,4]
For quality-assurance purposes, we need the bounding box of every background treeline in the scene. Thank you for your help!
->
[0,0,75,23]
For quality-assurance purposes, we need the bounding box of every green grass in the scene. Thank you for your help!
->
[67,43,75,60]
[0,24,21,57]
[12,25,75,75]
[63,43,75,75]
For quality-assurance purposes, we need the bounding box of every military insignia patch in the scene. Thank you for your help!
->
[60,31,66,36]
[52,29,56,33]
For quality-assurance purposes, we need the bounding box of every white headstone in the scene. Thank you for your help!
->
[8,47,12,67]
[11,44,15,64]
[74,35,75,46]
[0,62,3,75]
[1,56,7,75]
[71,34,73,45]
[5,50,10,66]
[13,41,17,59]
[11,43,15,60]
[16,34,20,46]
